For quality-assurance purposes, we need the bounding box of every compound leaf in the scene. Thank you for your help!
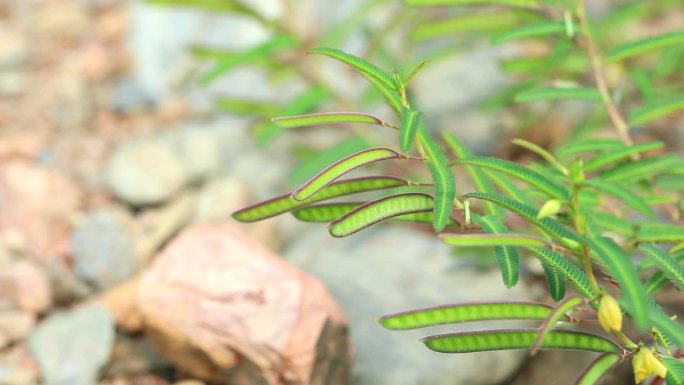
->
[584,141,664,171]
[400,107,422,152]
[589,237,650,330]
[455,157,570,199]
[639,244,684,291]
[528,248,596,300]
[472,214,523,288]
[405,0,541,8]
[418,129,455,232]
[629,95,684,125]
[542,261,566,302]
[601,154,682,183]
[492,21,569,45]
[607,30,684,61]
[515,87,601,102]
[585,180,654,218]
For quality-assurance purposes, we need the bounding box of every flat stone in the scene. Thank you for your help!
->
[28,304,115,385]
[0,260,52,314]
[285,227,538,385]
[138,224,350,384]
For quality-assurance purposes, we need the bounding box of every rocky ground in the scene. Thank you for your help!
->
[0,1,680,385]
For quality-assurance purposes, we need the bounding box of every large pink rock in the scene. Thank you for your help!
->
[138,224,350,385]
[0,160,82,260]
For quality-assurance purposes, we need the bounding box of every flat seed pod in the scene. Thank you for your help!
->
[292,203,457,226]
[232,176,408,222]
[573,353,621,385]
[328,193,434,237]
[291,148,401,201]
[531,296,584,355]
[272,112,386,128]
[379,301,552,330]
[421,329,620,354]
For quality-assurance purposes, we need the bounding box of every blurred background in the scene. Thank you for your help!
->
[0,0,682,384]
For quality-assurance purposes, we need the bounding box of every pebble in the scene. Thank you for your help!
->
[0,310,35,349]
[27,304,115,385]
[71,209,137,290]
[0,260,52,314]
[105,137,186,205]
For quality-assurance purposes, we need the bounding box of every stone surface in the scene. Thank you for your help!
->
[138,224,350,384]
[71,209,137,290]
[105,137,186,205]
[285,227,538,385]
[0,260,52,314]
[27,304,115,385]
[0,345,39,385]
[0,310,35,349]
[0,160,82,260]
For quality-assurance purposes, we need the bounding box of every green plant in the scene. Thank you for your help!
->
[196,0,683,384]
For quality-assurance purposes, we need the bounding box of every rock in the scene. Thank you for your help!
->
[138,224,350,384]
[27,304,115,385]
[71,209,137,290]
[0,160,82,260]
[98,278,144,333]
[0,28,28,70]
[105,336,170,376]
[171,129,222,183]
[111,77,153,113]
[30,2,90,40]
[0,345,39,385]
[192,175,249,224]
[285,227,538,385]
[105,137,185,205]
[0,72,26,97]
[0,260,52,314]
[105,129,223,206]
[0,310,35,349]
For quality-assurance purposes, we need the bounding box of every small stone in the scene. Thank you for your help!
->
[171,129,222,182]
[139,224,350,384]
[0,310,35,348]
[0,261,52,314]
[111,78,153,114]
[79,43,112,82]
[192,175,249,224]
[71,209,137,290]
[105,138,185,205]
[0,160,82,260]
[0,72,27,97]
[0,28,28,70]
[97,278,144,333]
[30,2,89,40]
[28,304,115,385]
[0,345,39,385]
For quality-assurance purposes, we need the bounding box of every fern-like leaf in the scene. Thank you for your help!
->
[515,87,601,102]
[637,222,684,243]
[607,30,684,61]
[528,248,596,300]
[455,156,570,199]
[542,261,566,302]
[589,237,650,330]
[585,180,655,218]
[418,128,455,232]
[601,154,681,183]
[639,244,684,291]
[472,215,522,288]
[583,141,664,171]
[400,107,422,152]
[491,21,570,45]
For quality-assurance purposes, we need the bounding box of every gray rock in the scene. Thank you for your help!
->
[71,209,137,290]
[27,304,115,385]
[111,77,153,113]
[106,136,186,205]
[285,227,537,385]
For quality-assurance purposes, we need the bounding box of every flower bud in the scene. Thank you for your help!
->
[536,199,562,219]
[633,348,667,383]
[598,295,622,333]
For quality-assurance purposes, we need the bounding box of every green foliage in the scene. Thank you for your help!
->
[180,0,684,381]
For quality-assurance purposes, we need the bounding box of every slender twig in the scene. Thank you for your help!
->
[576,0,633,146]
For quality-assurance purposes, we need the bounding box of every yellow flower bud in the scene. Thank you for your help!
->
[633,348,668,383]
[536,199,562,219]
[598,295,622,333]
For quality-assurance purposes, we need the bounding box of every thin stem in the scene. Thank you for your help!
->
[576,0,633,146]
